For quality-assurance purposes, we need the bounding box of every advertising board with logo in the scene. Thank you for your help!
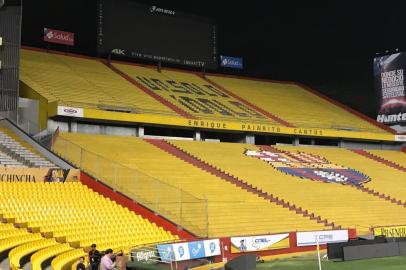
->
[220,55,243,69]
[157,239,220,262]
[230,233,289,253]
[296,230,349,247]
[374,52,406,133]
[43,28,74,46]
[0,167,80,182]
[373,225,406,238]
[395,135,406,142]
[57,106,84,118]
[131,248,158,264]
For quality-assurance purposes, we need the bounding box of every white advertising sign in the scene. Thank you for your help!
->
[230,233,289,253]
[296,230,349,247]
[57,106,84,117]
[203,239,221,256]
[395,135,406,142]
[172,242,191,261]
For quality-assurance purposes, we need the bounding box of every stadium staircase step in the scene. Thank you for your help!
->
[102,60,196,119]
[144,138,338,229]
[199,75,294,127]
[351,149,406,173]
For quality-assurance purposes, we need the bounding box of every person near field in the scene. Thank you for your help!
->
[100,249,117,270]
[76,256,86,270]
[89,243,101,270]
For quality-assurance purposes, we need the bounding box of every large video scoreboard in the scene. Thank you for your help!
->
[97,0,217,69]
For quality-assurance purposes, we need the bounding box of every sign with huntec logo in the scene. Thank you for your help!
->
[296,230,349,247]
[57,106,84,117]
[374,52,406,132]
[43,28,75,46]
[230,233,289,253]
[220,55,243,69]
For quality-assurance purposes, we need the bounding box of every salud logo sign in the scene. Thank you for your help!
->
[220,55,243,69]
[44,28,75,46]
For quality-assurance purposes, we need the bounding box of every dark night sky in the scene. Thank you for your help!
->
[20,1,406,118]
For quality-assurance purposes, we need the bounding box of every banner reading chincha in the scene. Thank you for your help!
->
[0,167,80,182]
[374,52,406,133]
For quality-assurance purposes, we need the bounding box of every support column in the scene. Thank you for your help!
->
[69,120,77,133]
[245,134,255,144]
[194,130,201,141]
[138,126,145,137]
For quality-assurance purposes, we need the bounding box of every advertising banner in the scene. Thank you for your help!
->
[57,106,84,117]
[230,233,289,253]
[374,52,406,133]
[157,243,174,263]
[373,225,406,238]
[43,28,74,46]
[0,167,80,182]
[203,239,221,257]
[172,242,191,261]
[220,55,243,69]
[131,248,158,264]
[395,135,406,142]
[296,230,349,247]
[157,239,221,262]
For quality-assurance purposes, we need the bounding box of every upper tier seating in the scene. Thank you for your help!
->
[206,75,386,132]
[20,48,389,134]
[53,132,328,237]
[20,49,175,114]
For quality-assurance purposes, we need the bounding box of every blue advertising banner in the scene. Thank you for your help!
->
[157,239,221,262]
[188,241,206,259]
[156,244,175,262]
[220,55,243,69]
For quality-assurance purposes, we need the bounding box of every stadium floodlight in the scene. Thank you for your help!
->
[0,0,4,9]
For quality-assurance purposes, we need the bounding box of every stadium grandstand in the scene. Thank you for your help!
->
[1,0,406,270]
